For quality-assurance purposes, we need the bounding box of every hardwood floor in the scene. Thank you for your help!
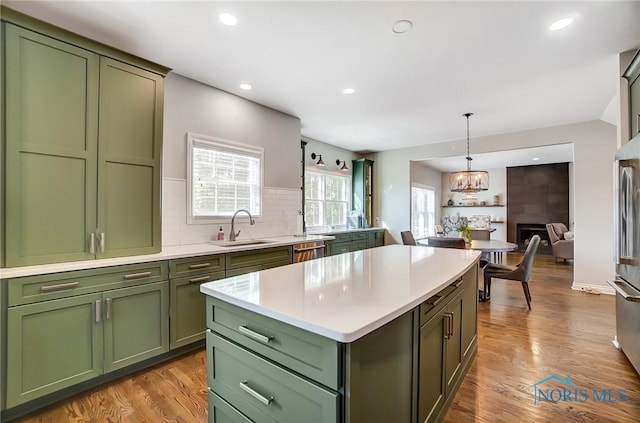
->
[445,254,640,423]
[17,254,640,422]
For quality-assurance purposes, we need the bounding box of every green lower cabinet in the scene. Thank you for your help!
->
[6,293,104,408]
[6,281,169,407]
[329,241,351,256]
[350,239,369,251]
[103,281,169,372]
[208,331,339,423]
[418,309,447,423]
[419,286,470,423]
[170,272,225,349]
[209,390,253,423]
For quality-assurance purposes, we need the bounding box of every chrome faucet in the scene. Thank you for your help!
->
[229,209,255,241]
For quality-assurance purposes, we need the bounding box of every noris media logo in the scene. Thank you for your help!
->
[528,375,628,405]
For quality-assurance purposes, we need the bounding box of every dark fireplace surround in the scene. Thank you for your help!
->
[507,163,570,255]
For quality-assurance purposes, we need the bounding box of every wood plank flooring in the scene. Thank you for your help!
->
[17,254,640,422]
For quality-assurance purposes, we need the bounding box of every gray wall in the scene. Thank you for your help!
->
[163,73,301,189]
[373,120,616,292]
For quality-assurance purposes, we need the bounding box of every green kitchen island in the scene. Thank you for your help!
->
[201,244,480,423]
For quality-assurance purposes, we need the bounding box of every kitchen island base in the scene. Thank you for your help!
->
[204,251,478,423]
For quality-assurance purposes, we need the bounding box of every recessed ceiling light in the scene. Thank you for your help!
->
[392,19,413,34]
[532,157,540,161]
[342,88,355,95]
[219,13,238,26]
[239,83,252,90]
[549,17,573,31]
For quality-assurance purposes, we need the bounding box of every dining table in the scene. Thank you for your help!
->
[417,238,518,263]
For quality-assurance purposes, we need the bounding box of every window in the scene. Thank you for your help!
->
[411,185,436,238]
[305,170,350,229]
[187,133,263,223]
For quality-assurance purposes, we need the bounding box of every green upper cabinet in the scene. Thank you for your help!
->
[352,159,374,228]
[4,24,100,266]
[97,58,163,258]
[2,10,169,267]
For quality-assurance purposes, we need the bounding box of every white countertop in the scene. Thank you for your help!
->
[200,245,480,343]
[308,227,385,235]
[0,235,334,279]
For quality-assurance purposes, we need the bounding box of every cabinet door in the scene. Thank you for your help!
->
[418,311,447,423]
[6,293,103,407]
[97,57,163,258]
[170,272,225,349]
[445,290,464,398]
[103,281,169,372]
[460,265,478,361]
[4,24,99,267]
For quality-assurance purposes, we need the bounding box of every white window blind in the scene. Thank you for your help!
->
[187,133,263,223]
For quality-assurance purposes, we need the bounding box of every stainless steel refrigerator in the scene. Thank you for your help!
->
[610,135,640,374]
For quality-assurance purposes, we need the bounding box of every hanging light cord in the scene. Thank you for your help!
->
[464,112,473,172]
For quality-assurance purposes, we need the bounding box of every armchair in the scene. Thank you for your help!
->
[546,223,573,262]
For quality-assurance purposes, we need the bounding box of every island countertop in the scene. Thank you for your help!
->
[200,244,480,343]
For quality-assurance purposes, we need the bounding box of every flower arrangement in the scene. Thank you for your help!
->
[457,222,472,243]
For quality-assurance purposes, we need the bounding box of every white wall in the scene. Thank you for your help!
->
[161,73,304,245]
[374,120,616,292]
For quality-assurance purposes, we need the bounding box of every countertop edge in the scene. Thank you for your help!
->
[0,235,335,279]
[201,249,480,343]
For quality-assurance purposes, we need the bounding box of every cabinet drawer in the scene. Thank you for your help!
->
[331,233,351,243]
[226,246,292,271]
[7,261,168,306]
[169,254,225,278]
[419,277,464,326]
[331,242,351,256]
[170,271,226,349]
[209,389,253,423]
[207,297,339,390]
[351,232,369,241]
[351,239,369,251]
[207,332,338,423]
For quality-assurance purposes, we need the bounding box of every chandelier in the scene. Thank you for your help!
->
[449,113,489,193]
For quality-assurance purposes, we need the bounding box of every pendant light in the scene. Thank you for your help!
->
[449,113,489,193]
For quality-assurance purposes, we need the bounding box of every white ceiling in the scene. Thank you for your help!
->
[6,1,640,153]
[421,143,574,173]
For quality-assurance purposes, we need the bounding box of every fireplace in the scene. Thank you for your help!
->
[516,223,551,254]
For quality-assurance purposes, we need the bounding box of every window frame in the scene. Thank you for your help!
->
[305,168,352,231]
[411,183,436,239]
[187,132,264,224]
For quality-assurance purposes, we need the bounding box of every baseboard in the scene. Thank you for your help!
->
[571,282,615,296]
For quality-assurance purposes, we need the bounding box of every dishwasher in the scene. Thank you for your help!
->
[293,241,326,262]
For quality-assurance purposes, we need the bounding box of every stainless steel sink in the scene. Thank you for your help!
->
[210,239,275,247]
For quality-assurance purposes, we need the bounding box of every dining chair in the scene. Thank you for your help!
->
[426,237,466,249]
[482,234,540,309]
[401,231,417,246]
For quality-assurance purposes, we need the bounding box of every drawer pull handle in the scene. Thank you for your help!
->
[426,295,444,307]
[239,325,273,344]
[239,381,274,405]
[106,298,112,320]
[189,276,210,283]
[189,263,211,269]
[123,271,152,280]
[451,277,464,288]
[40,282,80,292]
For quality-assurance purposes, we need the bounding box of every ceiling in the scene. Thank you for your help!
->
[6,1,640,153]
[421,143,574,173]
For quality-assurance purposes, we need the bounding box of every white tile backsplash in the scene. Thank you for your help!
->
[162,178,302,246]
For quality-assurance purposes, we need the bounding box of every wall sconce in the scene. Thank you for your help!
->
[310,153,325,166]
[336,159,349,172]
